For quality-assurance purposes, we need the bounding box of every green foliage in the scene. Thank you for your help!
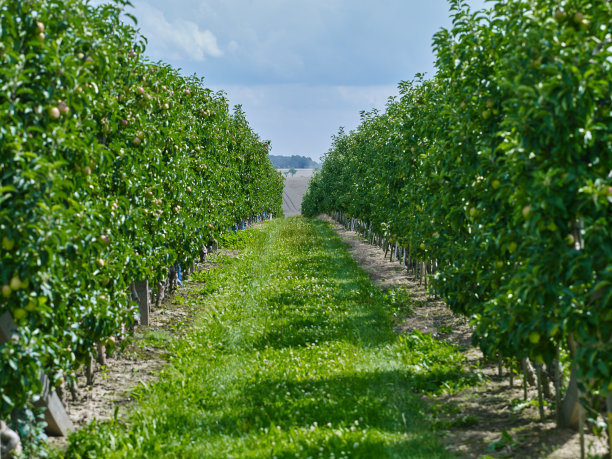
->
[216,227,261,250]
[0,0,282,445]
[303,0,612,398]
[62,218,473,458]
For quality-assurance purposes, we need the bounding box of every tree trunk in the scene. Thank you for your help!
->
[96,342,106,366]
[522,358,531,400]
[86,357,95,386]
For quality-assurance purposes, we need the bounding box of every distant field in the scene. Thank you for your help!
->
[279,169,315,217]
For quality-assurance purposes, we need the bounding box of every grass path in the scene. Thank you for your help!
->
[65,218,472,458]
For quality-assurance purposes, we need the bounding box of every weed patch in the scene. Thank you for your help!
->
[217,227,261,250]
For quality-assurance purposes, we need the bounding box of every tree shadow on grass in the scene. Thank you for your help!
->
[269,430,451,459]
[160,368,473,443]
[254,290,395,350]
[278,251,366,287]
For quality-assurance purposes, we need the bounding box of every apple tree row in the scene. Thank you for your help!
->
[0,0,283,444]
[303,0,611,430]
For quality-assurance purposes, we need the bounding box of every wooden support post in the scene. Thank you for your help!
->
[560,366,582,429]
[523,364,528,401]
[135,280,150,326]
[0,311,73,437]
[606,393,612,457]
[0,312,18,344]
[35,370,74,436]
[0,420,22,457]
[536,364,545,421]
[555,350,562,426]
[579,401,585,459]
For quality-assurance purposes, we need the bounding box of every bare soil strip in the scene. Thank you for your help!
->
[280,169,315,217]
[320,215,608,459]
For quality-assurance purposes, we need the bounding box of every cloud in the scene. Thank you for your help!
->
[126,0,488,86]
[131,1,222,62]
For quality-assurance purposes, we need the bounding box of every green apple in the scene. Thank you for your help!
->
[2,237,15,251]
[9,276,22,291]
[573,12,584,24]
[522,205,532,217]
[25,299,37,311]
[48,107,60,119]
[58,102,70,115]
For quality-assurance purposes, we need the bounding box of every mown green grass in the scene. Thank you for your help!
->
[62,218,475,458]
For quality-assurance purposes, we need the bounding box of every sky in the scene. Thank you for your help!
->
[116,0,488,162]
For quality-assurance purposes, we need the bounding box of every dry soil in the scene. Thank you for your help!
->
[279,168,315,217]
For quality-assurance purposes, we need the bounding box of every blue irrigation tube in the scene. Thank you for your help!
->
[177,264,183,285]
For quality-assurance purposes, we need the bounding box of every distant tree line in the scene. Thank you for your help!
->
[268,155,319,169]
